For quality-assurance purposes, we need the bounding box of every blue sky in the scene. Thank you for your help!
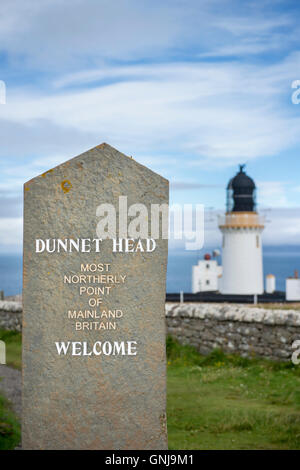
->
[1,0,300,252]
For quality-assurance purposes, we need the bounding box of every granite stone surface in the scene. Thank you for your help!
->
[23,143,169,450]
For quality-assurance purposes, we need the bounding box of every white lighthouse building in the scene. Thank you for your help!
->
[218,165,265,295]
[192,254,222,293]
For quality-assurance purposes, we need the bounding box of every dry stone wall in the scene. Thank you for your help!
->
[1,301,300,361]
[0,301,22,331]
[166,303,300,361]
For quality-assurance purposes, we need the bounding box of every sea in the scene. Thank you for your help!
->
[1,245,300,296]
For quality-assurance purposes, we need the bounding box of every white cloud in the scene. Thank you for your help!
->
[0,0,184,68]
[258,181,290,208]
[0,0,300,250]
[0,205,300,252]
[168,207,300,250]
[171,182,222,190]
[262,208,300,245]
[0,1,299,173]
[0,0,297,69]
[0,217,22,250]
[0,58,300,170]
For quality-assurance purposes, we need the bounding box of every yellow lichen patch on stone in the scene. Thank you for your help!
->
[61,180,72,193]
[41,169,54,178]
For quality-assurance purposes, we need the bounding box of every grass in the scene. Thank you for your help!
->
[0,393,20,450]
[1,330,300,449]
[166,336,300,449]
[0,330,22,370]
[166,301,300,311]
[0,329,22,450]
[249,303,300,310]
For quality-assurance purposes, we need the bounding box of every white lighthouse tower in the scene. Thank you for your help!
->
[219,165,264,295]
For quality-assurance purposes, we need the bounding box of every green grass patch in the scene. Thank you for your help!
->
[1,331,300,449]
[0,391,20,450]
[167,336,300,449]
[0,329,22,370]
[0,329,22,449]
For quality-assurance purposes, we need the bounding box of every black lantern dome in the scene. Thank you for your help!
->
[226,164,256,212]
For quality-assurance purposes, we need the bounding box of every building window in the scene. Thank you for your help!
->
[206,264,210,269]
[256,235,259,248]
[223,235,225,247]
[206,280,210,285]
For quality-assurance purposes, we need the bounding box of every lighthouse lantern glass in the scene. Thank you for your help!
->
[226,188,234,212]
[253,188,257,211]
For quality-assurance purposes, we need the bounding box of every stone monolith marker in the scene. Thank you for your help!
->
[23,143,169,450]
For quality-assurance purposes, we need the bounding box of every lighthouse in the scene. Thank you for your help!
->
[218,165,264,295]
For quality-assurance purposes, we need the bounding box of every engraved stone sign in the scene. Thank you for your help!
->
[22,143,169,449]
